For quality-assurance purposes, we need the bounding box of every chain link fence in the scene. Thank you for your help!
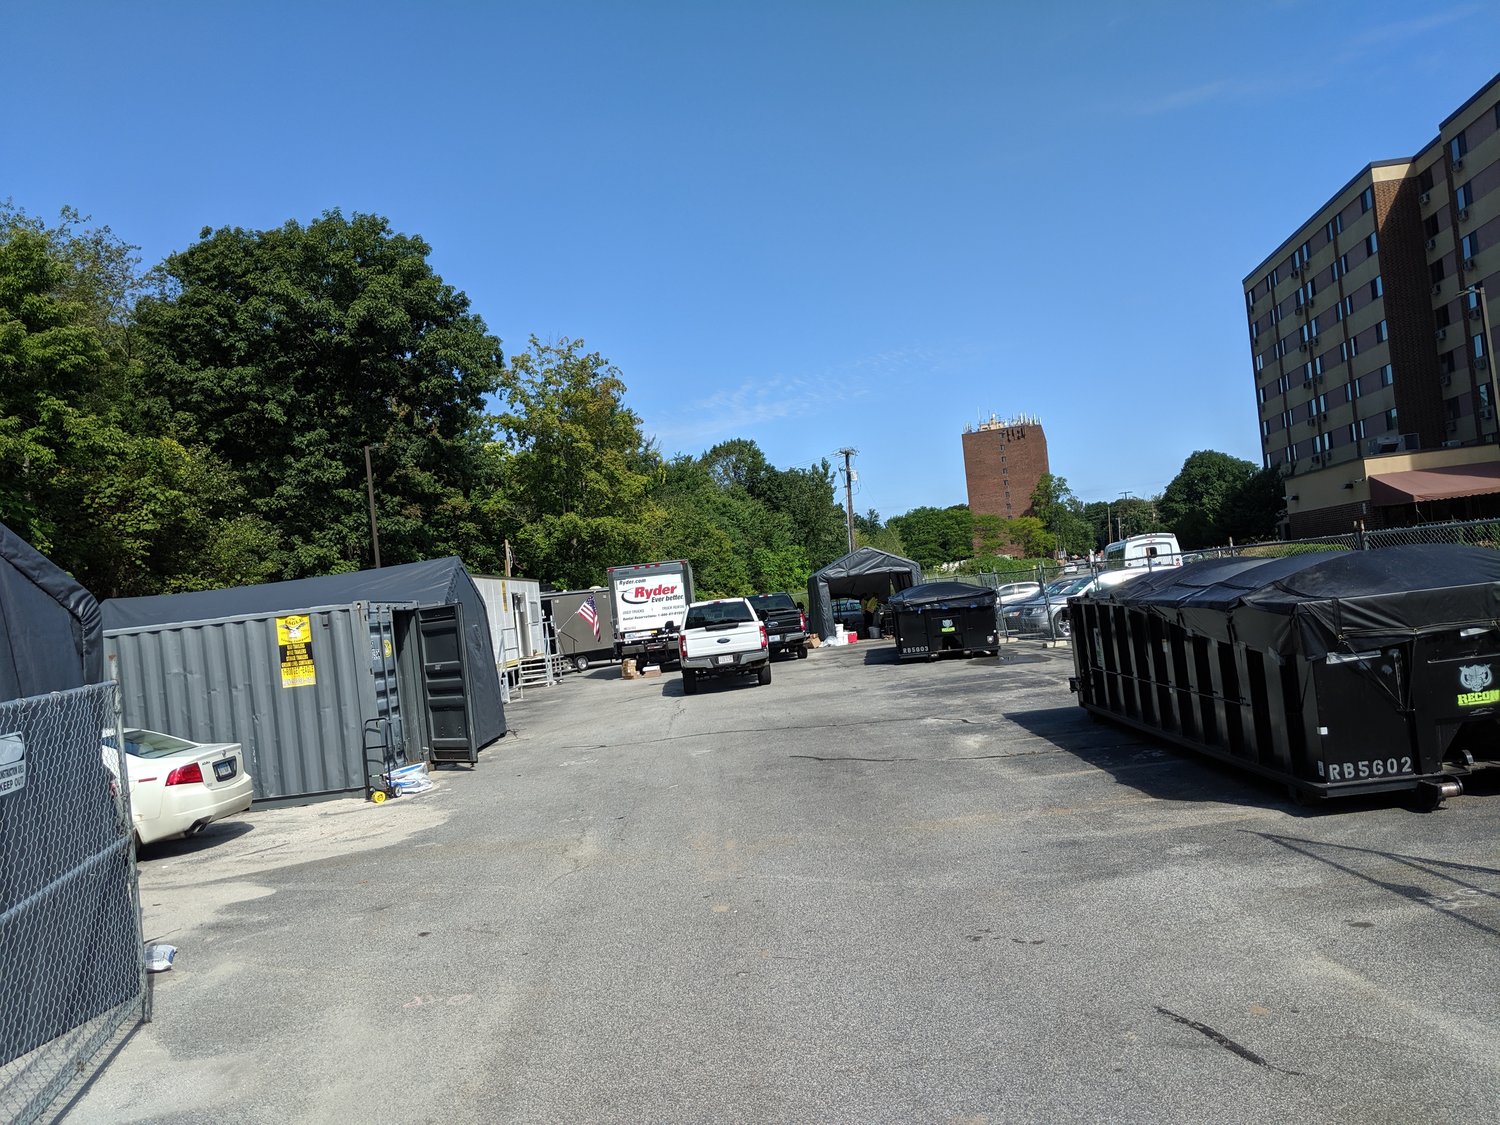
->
[1,681,145,1125]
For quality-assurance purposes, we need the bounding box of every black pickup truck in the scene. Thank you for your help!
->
[746,593,809,660]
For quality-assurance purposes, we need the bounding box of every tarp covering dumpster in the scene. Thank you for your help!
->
[1069,544,1500,804]
[0,521,103,703]
[886,581,999,661]
[807,548,922,641]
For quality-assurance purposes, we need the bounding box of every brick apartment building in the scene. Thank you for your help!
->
[962,414,1050,551]
[1244,72,1500,538]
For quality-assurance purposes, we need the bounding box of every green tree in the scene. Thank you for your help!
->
[0,204,269,596]
[1029,474,1093,556]
[1220,465,1285,543]
[133,210,506,579]
[1159,450,1259,548]
[888,505,972,568]
[495,336,660,587]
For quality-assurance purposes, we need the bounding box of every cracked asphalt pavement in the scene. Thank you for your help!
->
[62,638,1500,1123]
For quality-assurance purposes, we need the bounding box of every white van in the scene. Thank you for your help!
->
[1102,533,1182,570]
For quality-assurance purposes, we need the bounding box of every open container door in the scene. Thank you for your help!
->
[417,603,478,763]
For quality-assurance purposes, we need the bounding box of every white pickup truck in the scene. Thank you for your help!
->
[676,598,771,695]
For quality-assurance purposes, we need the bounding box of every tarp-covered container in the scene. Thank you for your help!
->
[808,548,922,641]
[1068,544,1500,804]
[887,581,999,661]
[103,558,507,799]
[0,520,103,702]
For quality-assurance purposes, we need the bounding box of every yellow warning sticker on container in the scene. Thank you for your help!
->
[277,615,317,688]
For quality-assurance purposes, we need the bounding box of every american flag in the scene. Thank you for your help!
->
[578,594,600,640]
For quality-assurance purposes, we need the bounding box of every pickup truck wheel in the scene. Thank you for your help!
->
[681,670,697,695]
[795,645,808,659]
[757,663,772,686]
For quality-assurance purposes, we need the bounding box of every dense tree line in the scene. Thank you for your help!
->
[3,202,1279,598]
[0,204,846,598]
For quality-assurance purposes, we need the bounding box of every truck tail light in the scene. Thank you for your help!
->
[679,633,688,660]
[759,623,768,649]
[165,762,204,786]
[799,612,806,632]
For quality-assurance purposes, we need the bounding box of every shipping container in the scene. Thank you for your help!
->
[103,558,508,800]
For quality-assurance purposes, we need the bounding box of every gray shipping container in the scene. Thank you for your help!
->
[107,601,425,801]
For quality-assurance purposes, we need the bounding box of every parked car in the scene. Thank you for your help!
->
[1001,570,1144,639]
[102,727,254,846]
[832,598,866,632]
[994,581,1042,604]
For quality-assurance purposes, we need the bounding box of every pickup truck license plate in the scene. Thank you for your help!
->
[213,758,237,781]
[716,655,734,665]
[769,634,781,643]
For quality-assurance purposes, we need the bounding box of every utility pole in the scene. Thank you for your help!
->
[1117,491,1133,540]
[838,447,858,555]
[363,445,382,568]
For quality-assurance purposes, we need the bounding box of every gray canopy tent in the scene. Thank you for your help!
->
[807,548,923,640]
[0,520,103,702]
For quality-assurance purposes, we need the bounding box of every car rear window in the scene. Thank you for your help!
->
[685,602,756,628]
[106,729,199,759]
[748,594,797,612]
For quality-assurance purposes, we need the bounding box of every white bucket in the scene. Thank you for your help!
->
[834,625,847,642]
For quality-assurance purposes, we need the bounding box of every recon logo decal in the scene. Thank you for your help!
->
[1457,663,1498,707]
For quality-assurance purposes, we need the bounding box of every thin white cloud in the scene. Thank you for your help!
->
[646,347,935,456]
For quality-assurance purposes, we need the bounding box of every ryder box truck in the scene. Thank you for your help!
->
[607,560,694,668]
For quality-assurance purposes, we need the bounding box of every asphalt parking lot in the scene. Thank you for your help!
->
[63,637,1500,1124]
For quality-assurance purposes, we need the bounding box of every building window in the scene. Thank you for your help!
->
[1251,321,1260,342]
[1365,232,1378,255]
[1314,356,1324,375]
[1425,214,1441,239]
[1457,182,1474,210]
[1342,338,1359,362]
[1256,353,1265,372]
[1360,187,1374,213]
[1442,349,1458,374]
[1462,232,1480,259]
[1262,420,1270,437]
[1451,131,1468,163]
[1325,215,1342,241]
[1271,268,1279,287]
[1477,334,1489,361]
[1258,385,1267,404]
[1385,408,1398,431]
[1380,363,1393,386]
[1431,258,1446,284]
[1342,295,1354,317]
[1419,166,1435,193]
[1370,276,1383,299]
[1345,379,1361,402]
[1375,320,1388,343]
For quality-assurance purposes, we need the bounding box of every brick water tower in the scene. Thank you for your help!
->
[962,413,1051,529]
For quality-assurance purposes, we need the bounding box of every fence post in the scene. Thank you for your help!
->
[1354,518,1367,551]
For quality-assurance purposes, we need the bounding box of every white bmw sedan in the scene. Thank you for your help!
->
[103,728,254,846]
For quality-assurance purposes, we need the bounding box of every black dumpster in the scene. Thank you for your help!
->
[1067,544,1500,805]
[887,582,999,661]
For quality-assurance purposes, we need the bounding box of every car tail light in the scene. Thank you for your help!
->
[759,623,768,649]
[165,762,204,786]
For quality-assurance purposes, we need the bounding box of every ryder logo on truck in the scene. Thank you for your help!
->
[622,583,679,605]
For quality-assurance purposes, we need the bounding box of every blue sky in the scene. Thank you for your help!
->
[5,3,1498,521]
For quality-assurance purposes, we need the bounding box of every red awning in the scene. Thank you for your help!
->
[1368,462,1500,505]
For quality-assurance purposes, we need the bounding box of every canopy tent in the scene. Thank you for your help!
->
[807,548,923,640]
[1369,462,1500,506]
[0,521,102,703]
[104,557,506,749]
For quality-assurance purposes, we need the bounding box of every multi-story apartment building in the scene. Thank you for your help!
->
[962,414,1050,550]
[1244,73,1500,538]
